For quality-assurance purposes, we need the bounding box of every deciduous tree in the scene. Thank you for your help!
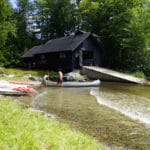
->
[35,0,79,41]
[79,0,150,75]
[0,0,15,47]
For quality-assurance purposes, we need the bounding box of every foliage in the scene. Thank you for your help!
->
[0,0,149,76]
[120,3,150,73]
[0,0,39,67]
[79,0,150,75]
[0,99,102,150]
[35,0,79,40]
[0,0,16,66]
[132,71,146,78]
[0,0,15,47]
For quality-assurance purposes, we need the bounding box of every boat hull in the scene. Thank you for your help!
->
[0,81,37,96]
[47,79,100,87]
[0,89,29,96]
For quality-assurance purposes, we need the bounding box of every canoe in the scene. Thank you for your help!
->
[0,89,30,96]
[0,87,36,96]
[0,81,37,96]
[47,79,100,87]
[9,81,34,86]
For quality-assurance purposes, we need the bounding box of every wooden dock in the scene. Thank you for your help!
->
[81,66,147,84]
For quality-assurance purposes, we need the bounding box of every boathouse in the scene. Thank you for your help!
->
[22,31,102,72]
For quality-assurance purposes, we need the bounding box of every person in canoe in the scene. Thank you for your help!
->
[57,69,63,87]
[41,73,50,87]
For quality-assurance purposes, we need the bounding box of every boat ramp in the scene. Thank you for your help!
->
[81,66,147,84]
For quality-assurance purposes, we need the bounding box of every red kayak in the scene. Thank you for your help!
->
[12,87,37,94]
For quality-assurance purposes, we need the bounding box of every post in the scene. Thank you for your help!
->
[79,49,83,67]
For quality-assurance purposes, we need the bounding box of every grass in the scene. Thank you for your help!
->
[0,68,58,81]
[0,99,102,150]
[5,68,48,76]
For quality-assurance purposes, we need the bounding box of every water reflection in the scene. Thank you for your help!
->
[57,88,64,111]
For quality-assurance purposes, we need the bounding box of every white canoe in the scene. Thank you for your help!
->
[0,89,29,96]
[47,79,100,87]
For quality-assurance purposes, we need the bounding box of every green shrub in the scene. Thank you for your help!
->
[132,71,146,78]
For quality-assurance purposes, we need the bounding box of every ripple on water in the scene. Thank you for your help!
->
[90,87,150,126]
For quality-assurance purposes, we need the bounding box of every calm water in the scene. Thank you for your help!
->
[31,82,150,150]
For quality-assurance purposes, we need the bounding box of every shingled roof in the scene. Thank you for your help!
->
[22,31,98,58]
[22,45,43,58]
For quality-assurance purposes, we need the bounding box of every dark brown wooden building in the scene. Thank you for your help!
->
[22,31,102,73]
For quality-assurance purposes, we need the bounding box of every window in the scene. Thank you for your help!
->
[59,53,66,59]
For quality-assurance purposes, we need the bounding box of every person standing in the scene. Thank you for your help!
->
[57,69,63,87]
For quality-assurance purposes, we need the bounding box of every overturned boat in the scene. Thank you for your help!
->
[0,81,37,96]
[47,79,100,87]
[0,88,31,96]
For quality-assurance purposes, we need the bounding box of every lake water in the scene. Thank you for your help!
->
[31,82,150,150]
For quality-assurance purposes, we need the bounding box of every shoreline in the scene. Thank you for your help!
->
[0,98,103,149]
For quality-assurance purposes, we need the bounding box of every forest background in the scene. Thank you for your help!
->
[0,0,150,77]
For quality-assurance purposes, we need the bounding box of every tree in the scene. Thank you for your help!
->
[79,0,150,74]
[0,0,15,47]
[35,0,79,41]
[0,0,16,66]
[121,3,150,73]
[0,0,38,67]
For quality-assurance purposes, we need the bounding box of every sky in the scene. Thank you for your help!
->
[9,0,17,8]
[9,0,34,8]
